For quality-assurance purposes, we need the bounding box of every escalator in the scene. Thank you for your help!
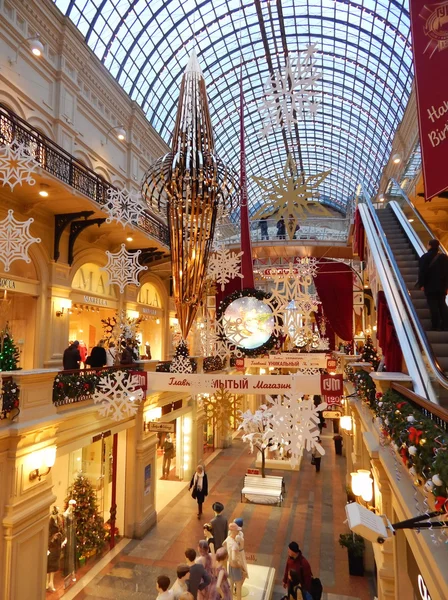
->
[376,206,448,374]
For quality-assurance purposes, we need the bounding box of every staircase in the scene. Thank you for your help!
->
[376,206,448,374]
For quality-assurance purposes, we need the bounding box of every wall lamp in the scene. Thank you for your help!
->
[8,35,44,65]
[351,469,374,502]
[56,298,72,317]
[29,446,57,481]
[101,125,127,145]
[391,153,401,164]
[340,415,353,432]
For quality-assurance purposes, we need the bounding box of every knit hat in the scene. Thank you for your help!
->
[234,518,243,527]
[212,502,224,513]
[288,542,300,553]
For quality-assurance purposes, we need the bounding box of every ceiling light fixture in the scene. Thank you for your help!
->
[126,236,133,242]
[38,184,49,197]
[378,193,385,202]
[392,153,401,164]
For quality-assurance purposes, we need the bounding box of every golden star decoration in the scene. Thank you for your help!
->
[252,155,332,240]
[203,388,242,436]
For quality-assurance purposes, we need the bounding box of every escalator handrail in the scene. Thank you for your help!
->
[389,179,448,256]
[361,187,448,393]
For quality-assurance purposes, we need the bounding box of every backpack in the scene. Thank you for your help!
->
[310,577,323,600]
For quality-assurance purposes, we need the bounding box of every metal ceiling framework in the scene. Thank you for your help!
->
[53,0,413,216]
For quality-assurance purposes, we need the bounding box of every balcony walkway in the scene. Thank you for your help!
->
[66,436,374,600]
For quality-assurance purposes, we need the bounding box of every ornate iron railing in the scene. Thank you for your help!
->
[0,104,170,248]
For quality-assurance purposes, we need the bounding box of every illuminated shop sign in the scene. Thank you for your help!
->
[83,295,108,306]
[0,278,15,289]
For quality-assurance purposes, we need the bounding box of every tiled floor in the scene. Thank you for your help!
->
[66,435,375,600]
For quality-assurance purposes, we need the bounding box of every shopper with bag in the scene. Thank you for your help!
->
[189,465,208,518]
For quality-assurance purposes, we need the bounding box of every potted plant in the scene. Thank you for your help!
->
[339,533,365,576]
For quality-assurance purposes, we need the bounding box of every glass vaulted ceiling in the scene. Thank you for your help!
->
[53,0,413,216]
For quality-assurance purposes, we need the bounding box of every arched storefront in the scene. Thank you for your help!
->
[137,281,166,361]
[70,262,119,360]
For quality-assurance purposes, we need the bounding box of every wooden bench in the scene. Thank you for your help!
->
[241,475,283,506]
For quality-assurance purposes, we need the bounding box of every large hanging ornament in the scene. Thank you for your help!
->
[93,371,144,421]
[0,138,38,191]
[204,388,242,437]
[104,187,146,228]
[102,244,147,293]
[142,51,237,341]
[252,155,331,239]
[0,209,41,272]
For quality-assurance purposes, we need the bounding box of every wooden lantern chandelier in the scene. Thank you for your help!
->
[142,51,237,341]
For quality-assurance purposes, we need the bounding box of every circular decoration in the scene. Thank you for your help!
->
[217,288,280,356]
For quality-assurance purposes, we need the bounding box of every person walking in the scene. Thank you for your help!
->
[311,439,322,473]
[86,340,107,368]
[211,502,228,550]
[282,542,312,598]
[63,341,81,370]
[417,239,448,330]
[189,465,208,518]
[184,548,211,600]
[162,434,175,479]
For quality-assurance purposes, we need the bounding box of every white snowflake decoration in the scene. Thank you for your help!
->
[0,139,38,191]
[258,44,321,137]
[0,209,41,272]
[93,370,144,421]
[268,394,326,467]
[239,406,275,453]
[316,337,330,351]
[207,248,244,291]
[170,353,193,374]
[105,187,146,228]
[102,244,147,293]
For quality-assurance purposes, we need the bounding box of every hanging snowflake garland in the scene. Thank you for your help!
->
[0,139,39,191]
[93,370,144,421]
[0,209,41,272]
[102,244,147,293]
[105,187,146,228]
[258,44,322,137]
[268,394,326,467]
[207,247,244,291]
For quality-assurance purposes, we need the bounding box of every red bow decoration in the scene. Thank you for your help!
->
[435,496,448,512]
[396,402,406,410]
[376,392,383,400]
[399,446,408,465]
[408,427,423,444]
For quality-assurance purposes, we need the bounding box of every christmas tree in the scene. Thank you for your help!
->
[344,340,354,354]
[0,328,20,371]
[65,473,105,558]
[361,336,380,370]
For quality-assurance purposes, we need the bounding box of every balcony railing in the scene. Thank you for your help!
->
[0,104,170,248]
[215,217,351,245]
[0,376,20,421]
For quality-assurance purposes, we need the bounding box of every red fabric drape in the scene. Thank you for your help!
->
[376,291,403,372]
[353,208,365,261]
[315,303,336,350]
[314,260,353,342]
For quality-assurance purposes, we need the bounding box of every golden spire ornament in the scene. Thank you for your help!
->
[142,51,237,341]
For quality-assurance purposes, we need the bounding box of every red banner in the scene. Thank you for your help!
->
[410,0,448,199]
[320,373,343,406]
[130,370,147,391]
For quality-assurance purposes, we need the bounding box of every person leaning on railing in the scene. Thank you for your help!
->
[62,341,81,370]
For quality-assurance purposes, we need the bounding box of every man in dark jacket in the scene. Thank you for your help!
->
[63,341,81,370]
[210,502,228,550]
[184,548,211,599]
[282,541,313,596]
[417,239,448,330]
[120,339,136,365]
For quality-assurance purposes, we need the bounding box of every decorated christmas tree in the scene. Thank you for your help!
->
[344,340,354,355]
[361,336,380,370]
[65,473,105,558]
[0,327,20,371]
[170,339,194,373]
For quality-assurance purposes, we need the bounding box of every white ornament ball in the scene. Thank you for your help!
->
[408,445,418,456]
[432,474,444,487]
[378,402,383,407]
[406,415,415,423]
[424,480,434,492]
[384,418,389,426]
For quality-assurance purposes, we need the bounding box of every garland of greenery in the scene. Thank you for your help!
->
[0,377,20,420]
[203,356,225,372]
[216,288,281,357]
[352,369,376,408]
[359,386,448,511]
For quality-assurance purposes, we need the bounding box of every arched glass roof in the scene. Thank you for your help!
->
[53,0,413,215]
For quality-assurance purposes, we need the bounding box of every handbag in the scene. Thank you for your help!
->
[311,456,316,465]
[191,487,197,500]
[310,578,323,600]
